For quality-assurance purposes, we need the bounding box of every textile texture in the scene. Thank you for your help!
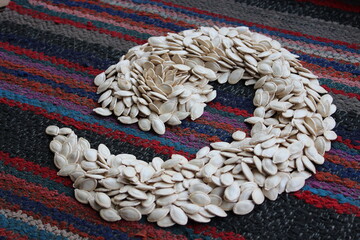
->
[0,0,359,239]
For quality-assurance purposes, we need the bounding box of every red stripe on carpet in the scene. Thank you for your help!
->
[0,152,250,240]
[0,172,252,240]
[153,0,359,48]
[0,172,189,240]
[292,190,360,216]
[0,201,102,240]
[325,153,360,170]
[0,71,96,109]
[297,0,360,13]
[8,2,146,45]
[0,41,101,76]
[323,85,360,101]
[0,97,195,159]
[187,224,246,240]
[315,172,360,190]
[0,151,73,187]
[0,228,29,240]
[38,0,188,33]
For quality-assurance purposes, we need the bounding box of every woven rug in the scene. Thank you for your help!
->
[0,0,359,239]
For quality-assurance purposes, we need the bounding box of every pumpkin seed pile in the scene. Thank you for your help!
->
[46,26,337,227]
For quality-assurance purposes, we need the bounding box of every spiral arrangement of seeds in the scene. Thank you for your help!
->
[46,26,337,227]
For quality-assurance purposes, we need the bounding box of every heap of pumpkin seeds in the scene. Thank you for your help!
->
[46,26,337,227]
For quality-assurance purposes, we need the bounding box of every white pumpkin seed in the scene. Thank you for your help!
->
[251,188,265,205]
[151,118,166,135]
[273,147,290,163]
[139,166,155,182]
[93,107,112,116]
[147,208,169,222]
[170,205,188,225]
[224,182,240,202]
[205,204,227,217]
[46,125,59,136]
[128,187,148,200]
[99,208,121,222]
[84,149,98,162]
[233,200,254,215]
[157,215,175,227]
[74,189,91,204]
[286,177,305,193]
[232,131,246,141]
[95,192,111,208]
[189,191,211,206]
[119,207,142,221]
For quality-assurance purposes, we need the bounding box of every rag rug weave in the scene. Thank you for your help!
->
[0,0,359,239]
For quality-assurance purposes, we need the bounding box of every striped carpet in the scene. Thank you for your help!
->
[0,0,359,239]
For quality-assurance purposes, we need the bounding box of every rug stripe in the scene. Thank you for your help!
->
[5,0,360,62]
[2,89,359,163]
[1,90,359,169]
[0,228,29,240]
[293,190,360,216]
[7,2,145,45]
[0,213,67,240]
[2,84,360,153]
[1,174,358,240]
[0,95,359,184]
[3,45,359,100]
[3,3,360,74]
[0,188,133,240]
[315,172,360,190]
[2,148,358,210]
[3,61,358,128]
[150,0,359,48]
[1,38,358,93]
[98,0,360,62]
[1,34,358,92]
[297,0,360,13]
[2,75,359,153]
[0,174,240,240]
[306,178,359,199]
[1,101,358,212]
[302,186,360,206]
[230,0,359,28]
[45,0,360,49]
[0,208,98,240]
[0,201,103,240]
[1,47,358,142]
